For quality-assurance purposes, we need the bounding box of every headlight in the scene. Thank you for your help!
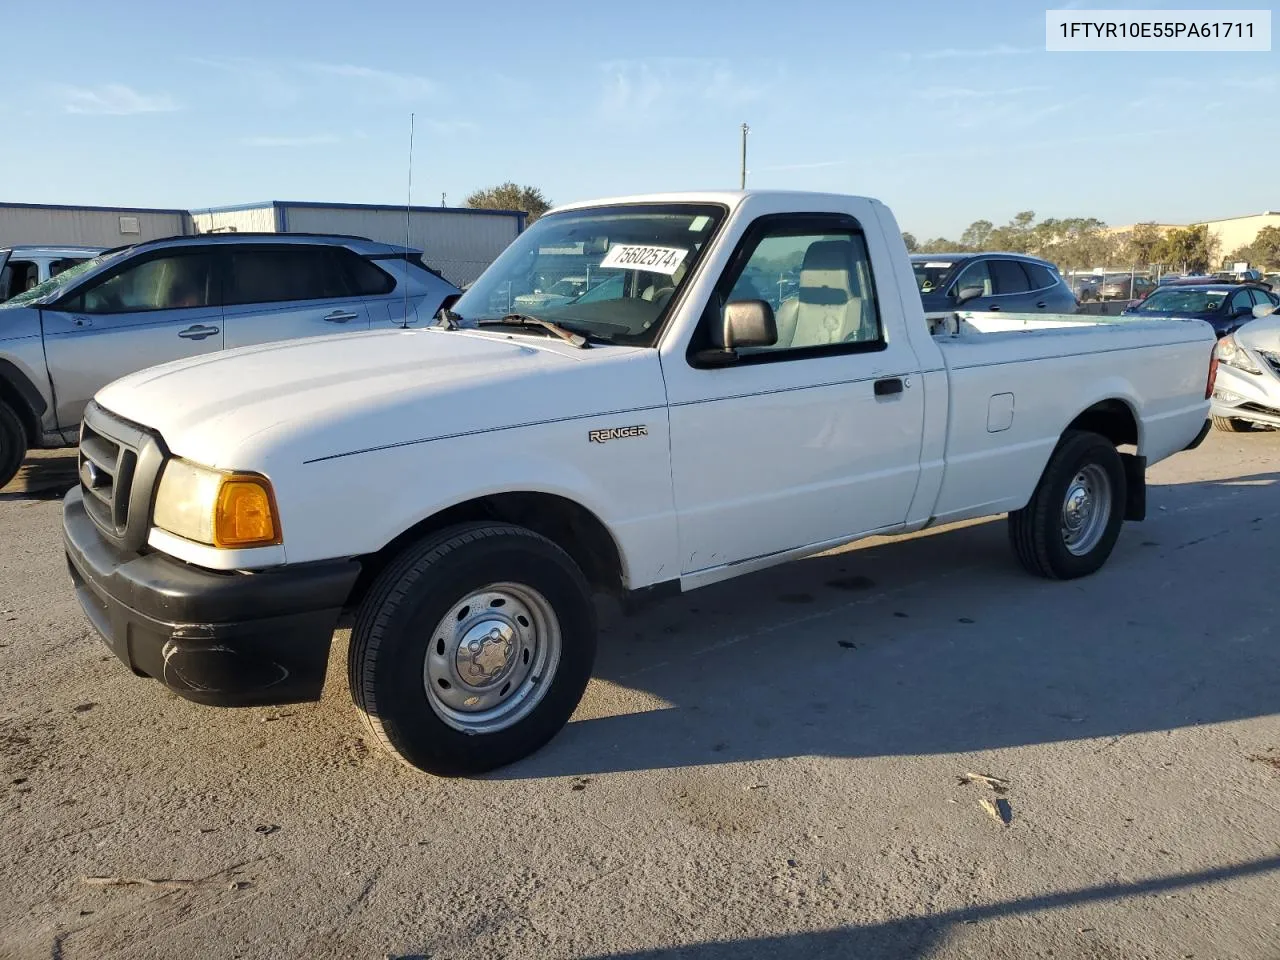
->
[153,459,281,548]
[1215,335,1262,375]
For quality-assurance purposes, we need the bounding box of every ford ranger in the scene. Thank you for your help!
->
[62,191,1217,775]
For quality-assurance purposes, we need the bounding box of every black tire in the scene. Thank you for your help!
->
[0,401,27,491]
[1008,430,1126,580]
[1211,416,1252,433]
[349,522,596,776]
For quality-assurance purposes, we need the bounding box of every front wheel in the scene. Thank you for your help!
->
[1211,416,1252,433]
[1008,430,1126,580]
[0,401,26,490]
[349,523,597,776]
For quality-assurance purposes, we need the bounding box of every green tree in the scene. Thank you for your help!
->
[464,182,551,222]
[959,219,993,250]
[917,236,965,253]
[902,231,919,253]
[1122,222,1164,267]
[1153,225,1219,274]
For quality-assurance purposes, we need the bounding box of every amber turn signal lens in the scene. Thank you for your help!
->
[213,477,280,548]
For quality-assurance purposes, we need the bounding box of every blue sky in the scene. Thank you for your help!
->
[1,0,1274,237]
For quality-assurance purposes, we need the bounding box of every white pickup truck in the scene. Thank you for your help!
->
[63,191,1217,775]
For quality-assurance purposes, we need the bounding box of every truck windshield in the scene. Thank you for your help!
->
[0,249,123,310]
[450,203,725,346]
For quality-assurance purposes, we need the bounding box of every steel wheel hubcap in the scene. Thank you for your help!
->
[423,583,561,734]
[1061,463,1112,556]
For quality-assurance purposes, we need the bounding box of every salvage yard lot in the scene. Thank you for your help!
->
[2,435,1279,960]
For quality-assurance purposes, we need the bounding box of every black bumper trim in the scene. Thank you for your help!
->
[64,487,361,707]
[1183,418,1212,452]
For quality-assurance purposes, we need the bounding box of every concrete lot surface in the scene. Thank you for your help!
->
[1,434,1278,959]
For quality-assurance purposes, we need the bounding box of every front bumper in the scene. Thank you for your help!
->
[64,487,361,707]
[1211,363,1280,429]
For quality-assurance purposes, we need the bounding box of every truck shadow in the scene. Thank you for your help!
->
[567,855,1280,960]
[492,469,1280,780]
[0,450,77,501]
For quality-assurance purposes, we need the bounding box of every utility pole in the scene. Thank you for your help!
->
[740,122,750,189]
[441,192,447,207]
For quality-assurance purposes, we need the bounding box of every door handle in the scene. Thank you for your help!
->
[323,310,358,323]
[986,304,1001,311]
[1035,301,1047,309]
[71,315,93,328]
[178,324,219,340]
[874,377,904,397]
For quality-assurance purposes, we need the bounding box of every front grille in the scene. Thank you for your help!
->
[78,402,166,552]
[79,418,137,536]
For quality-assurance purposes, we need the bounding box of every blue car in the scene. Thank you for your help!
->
[910,252,1077,314]
[1121,283,1279,338]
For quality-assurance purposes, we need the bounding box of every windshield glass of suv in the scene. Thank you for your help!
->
[1134,289,1227,313]
[450,203,725,346]
[911,259,956,294]
[0,248,125,309]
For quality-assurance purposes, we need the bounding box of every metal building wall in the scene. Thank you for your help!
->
[190,204,279,234]
[278,204,522,285]
[0,203,190,248]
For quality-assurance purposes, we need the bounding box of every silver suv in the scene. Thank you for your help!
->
[0,233,460,487]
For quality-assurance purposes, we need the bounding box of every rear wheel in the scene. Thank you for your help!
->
[1211,416,1252,433]
[0,401,27,491]
[349,523,596,776]
[1008,430,1126,580]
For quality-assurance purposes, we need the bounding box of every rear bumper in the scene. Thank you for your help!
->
[1183,419,1212,451]
[63,487,360,707]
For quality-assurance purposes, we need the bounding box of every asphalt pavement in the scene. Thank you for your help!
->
[1,433,1278,960]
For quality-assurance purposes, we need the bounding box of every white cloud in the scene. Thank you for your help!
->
[188,56,301,108]
[599,58,772,115]
[57,83,178,115]
[303,62,436,100]
[755,160,847,172]
[901,44,1040,62]
[915,84,1048,101]
[241,133,341,147]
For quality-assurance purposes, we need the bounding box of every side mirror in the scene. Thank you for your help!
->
[723,299,777,349]
[1253,303,1277,319]
[693,299,776,366]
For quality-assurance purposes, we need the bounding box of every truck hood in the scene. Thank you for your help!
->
[95,327,664,469]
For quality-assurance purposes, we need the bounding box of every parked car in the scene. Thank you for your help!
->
[0,245,103,302]
[1120,283,1279,338]
[911,252,1077,314]
[1097,274,1157,301]
[0,233,460,487]
[1070,274,1103,301]
[64,190,1215,775]
[1210,303,1280,432]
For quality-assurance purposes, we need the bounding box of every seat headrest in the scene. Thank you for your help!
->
[799,240,855,306]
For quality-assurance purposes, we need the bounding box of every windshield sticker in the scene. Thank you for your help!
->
[923,261,953,268]
[598,244,688,275]
[688,216,711,231]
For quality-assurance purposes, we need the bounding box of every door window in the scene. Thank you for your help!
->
[989,259,1031,295]
[951,260,992,299]
[76,253,215,313]
[224,248,351,305]
[1229,289,1254,314]
[1249,287,1277,307]
[341,252,396,296]
[0,259,38,300]
[716,227,883,357]
[1021,261,1056,291]
[49,257,90,277]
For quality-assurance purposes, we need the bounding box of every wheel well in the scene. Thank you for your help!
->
[1066,399,1138,449]
[347,492,625,610]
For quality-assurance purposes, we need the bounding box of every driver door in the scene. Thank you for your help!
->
[41,247,224,430]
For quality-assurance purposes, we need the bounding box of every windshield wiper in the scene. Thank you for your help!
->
[476,314,591,349]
